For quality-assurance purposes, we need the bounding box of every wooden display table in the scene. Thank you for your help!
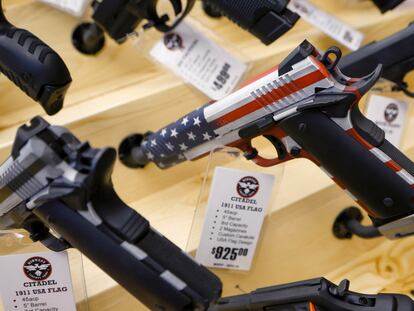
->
[0,1,413,310]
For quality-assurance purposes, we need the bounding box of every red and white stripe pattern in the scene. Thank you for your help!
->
[205,56,333,135]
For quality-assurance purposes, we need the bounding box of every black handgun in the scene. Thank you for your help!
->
[211,278,414,311]
[372,0,406,13]
[72,0,299,54]
[0,0,71,115]
[339,22,414,97]
[201,0,300,45]
[72,0,195,54]
[0,116,221,310]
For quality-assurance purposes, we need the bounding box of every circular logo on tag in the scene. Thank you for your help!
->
[23,257,52,281]
[237,176,260,198]
[384,103,399,123]
[164,33,184,51]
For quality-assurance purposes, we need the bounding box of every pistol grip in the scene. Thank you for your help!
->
[279,108,414,223]
[203,0,299,45]
[0,13,71,114]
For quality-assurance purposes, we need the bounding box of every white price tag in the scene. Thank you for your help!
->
[0,251,76,311]
[288,0,364,51]
[150,22,247,100]
[38,0,90,17]
[196,167,275,271]
[365,94,409,147]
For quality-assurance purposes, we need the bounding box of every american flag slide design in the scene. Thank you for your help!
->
[136,41,414,236]
[141,47,334,168]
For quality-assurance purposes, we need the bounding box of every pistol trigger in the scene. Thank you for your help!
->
[146,0,171,31]
[235,139,258,160]
[263,135,287,160]
[39,233,71,252]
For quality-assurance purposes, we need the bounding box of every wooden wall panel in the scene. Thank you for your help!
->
[1,1,414,310]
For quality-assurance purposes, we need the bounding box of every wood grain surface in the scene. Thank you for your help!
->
[0,0,414,310]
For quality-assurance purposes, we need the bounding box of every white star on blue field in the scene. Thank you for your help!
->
[141,105,217,168]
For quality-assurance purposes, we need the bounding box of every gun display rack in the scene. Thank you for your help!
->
[0,0,414,310]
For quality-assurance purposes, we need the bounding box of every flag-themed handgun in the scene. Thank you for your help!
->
[0,0,71,115]
[0,117,222,310]
[211,278,414,311]
[119,40,414,240]
[339,22,414,98]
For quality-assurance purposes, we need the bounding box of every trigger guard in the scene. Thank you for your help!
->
[395,81,414,98]
[238,136,289,167]
[263,135,288,160]
[153,0,195,32]
[169,0,183,15]
[150,0,183,31]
